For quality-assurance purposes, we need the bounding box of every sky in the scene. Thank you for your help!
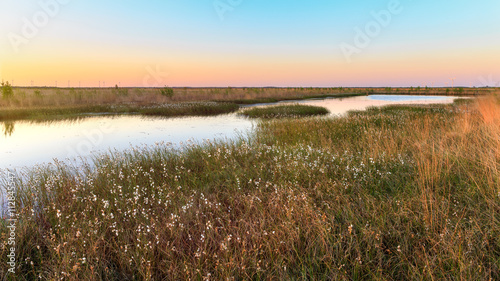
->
[0,0,499,87]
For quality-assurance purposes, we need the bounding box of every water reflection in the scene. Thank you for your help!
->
[2,122,14,137]
[0,95,462,169]
[0,114,254,169]
[278,95,460,116]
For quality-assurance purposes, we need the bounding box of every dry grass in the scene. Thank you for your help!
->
[1,86,491,109]
[0,86,492,121]
[1,95,499,280]
[0,87,349,108]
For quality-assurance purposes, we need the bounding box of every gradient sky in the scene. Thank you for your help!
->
[1,0,499,87]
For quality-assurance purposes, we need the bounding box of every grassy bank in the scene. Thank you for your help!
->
[240,104,329,119]
[226,92,367,105]
[139,102,239,117]
[0,87,367,109]
[1,96,499,280]
[0,85,496,121]
[0,102,239,121]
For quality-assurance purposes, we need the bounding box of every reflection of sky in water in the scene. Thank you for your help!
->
[0,95,461,170]
[288,95,459,116]
[0,115,254,170]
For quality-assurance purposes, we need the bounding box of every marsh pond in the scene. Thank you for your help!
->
[0,95,459,170]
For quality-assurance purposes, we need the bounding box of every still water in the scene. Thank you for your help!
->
[0,95,459,170]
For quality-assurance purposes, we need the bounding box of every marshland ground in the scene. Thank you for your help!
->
[0,85,499,280]
[0,85,492,121]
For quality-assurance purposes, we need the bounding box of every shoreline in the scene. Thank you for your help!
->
[0,86,487,121]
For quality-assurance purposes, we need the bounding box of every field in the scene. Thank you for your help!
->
[1,93,499,280]
[0,85,494,121]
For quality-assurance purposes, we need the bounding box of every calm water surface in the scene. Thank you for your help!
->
[0,95,460,170]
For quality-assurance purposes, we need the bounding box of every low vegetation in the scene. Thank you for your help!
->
[1,81,14,100]
[0,86,494,121]
[140,102,239,117]
[1,95,498,280]
[0,102,239,121]
[240,104,329,119]
[226,92,367,105]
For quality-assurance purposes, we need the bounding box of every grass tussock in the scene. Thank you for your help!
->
[1,96,499,280]
[240,104,329,119]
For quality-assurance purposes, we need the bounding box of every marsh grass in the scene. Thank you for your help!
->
[1,86,487,109]
[1,96,499,280]
[0,102,240,121]
[240,104,329,119]
[0,87,357,109]
[139,102,239,117]
[226,92,367,105]
[0,86,491,121]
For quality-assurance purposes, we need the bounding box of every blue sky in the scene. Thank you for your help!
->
[1,0,499,87]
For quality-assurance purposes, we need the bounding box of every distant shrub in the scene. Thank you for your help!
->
[159,86,174,98]
[34,90,43,98]
[114,85,129,96]
[1,81,13,99]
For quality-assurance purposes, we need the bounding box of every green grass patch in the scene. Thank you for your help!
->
[240,104,329,119]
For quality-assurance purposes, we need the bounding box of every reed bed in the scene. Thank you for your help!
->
[1,96,499,280]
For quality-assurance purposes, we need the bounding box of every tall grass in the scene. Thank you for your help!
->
[1,96,498,280]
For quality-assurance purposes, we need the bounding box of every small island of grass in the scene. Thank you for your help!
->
[240,104,329,119]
